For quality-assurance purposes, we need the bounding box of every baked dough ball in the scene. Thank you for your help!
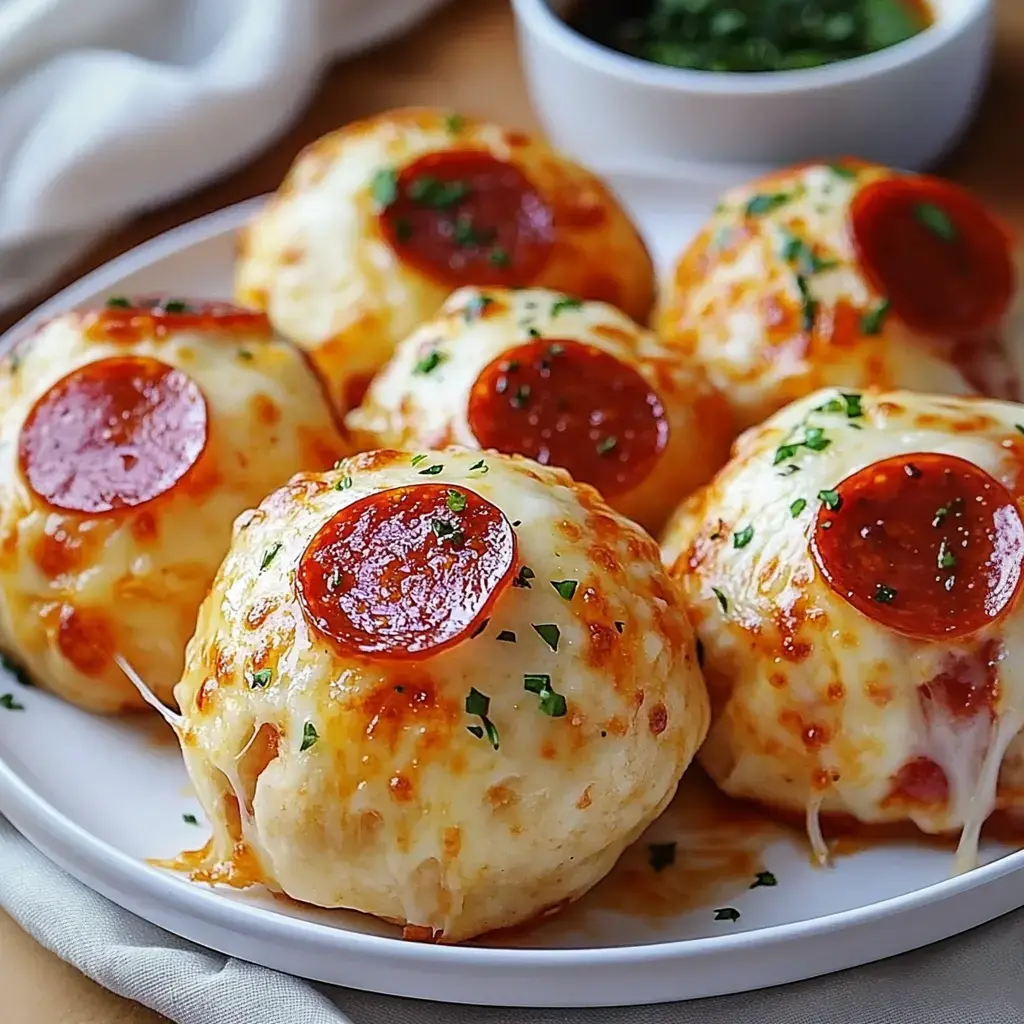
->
[0,297,347,714]
[171,447,708,941]
[235,107,655,413]
[662,387,1024,874]
[346,287,734,534]
[657,160,1021,430]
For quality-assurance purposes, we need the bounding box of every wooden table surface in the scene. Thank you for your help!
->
[2,0,1023,1020]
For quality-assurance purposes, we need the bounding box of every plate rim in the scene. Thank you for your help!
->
[1,185,1023,1004]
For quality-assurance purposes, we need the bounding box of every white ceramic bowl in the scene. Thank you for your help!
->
[511,0,993,174]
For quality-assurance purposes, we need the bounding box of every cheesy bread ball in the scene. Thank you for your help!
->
[346,287,734,534]
[662,387,1024,874]
[658,160,1021,430]
[172,447,708,941]
[235,107,655,413]
[0,297,347,714]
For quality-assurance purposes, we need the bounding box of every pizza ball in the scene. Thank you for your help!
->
[662,387,1024,874]
[171,447,707,942]
[346,287,734,534]
[657,160,1021,430]
[0,297,348,714]
[235,107,656,413]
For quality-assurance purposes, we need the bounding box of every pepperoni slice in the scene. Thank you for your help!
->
[378,151,554,287]
[85,296,270,343]
[296,484,517,659]
[849,176,1015,336]
[19,356,208,514]
[811,453,1024,639]
[466,339,669,497]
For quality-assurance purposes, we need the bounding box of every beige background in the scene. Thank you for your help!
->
[2,0,1024,1020]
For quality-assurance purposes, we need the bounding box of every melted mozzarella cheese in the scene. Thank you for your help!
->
[169,448,709,941]
[662,388,1024,872]
[235,107,656,413]
[0,313,347,714]
[657,163,1018,429]
[346,287,734,534]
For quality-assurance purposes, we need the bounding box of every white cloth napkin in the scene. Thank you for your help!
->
[2,815,1024,1024]
[0,0,446,312]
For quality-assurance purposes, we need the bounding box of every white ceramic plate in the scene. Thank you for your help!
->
[1,172,1023,1009]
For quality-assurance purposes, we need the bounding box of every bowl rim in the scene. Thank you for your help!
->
[510,0,992,97]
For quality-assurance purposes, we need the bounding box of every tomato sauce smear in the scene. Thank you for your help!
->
[467,338,669,497]
[19,355,208,515]
[811,452,1024,639]
[85,296,270,343]
[850,175,1015,337]
[378,150,555,288]
[296,484,517,659]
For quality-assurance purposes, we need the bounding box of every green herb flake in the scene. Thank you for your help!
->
[336,475,353,491]
[551,296,582,317]
[533,623,560,652]
[779,230,835,275]
[446,489,468,513]
[648,842,677,873]
[551,579,578,601]
[1016,424,1024,436]
[796,273,817,332]
[0,653,32,688]
[106,296,132,308]
[411,454,427,466]
[938,540,956,570]
[802,426,831,452]
[513,565,535,589]
[182,813,199,826]
[238,349,254,361]
[497,630,517,643]
[250,668,272,689]
[733,525,754,549]
[431,519,465,546]
[465,687,499,749]
[470,617,490,639]
[790,497,807,517]
[712,587,728,613]
[874,583,897,604]
[162,299,190,313]
[419,463,444,476]
[773,443,801,465]
[408,175,470,209]
[469,458,488,474]
[299,721,319,752]
[829,163,858,180]
[370,167,398,207]
[745,192,791,217]
[818,488,842,511]
[614,621,625,634]
[750,870,777,889]
[714,907,741,922]
[488,247,511,268]
[596,436,618,456]
[511,384,531,409]
[860,299,890,336]
[523,673,567,718]
[260,542,282,571]
[414,349,446,375]
[464,294,495,322]
[0,693,24,711]
[915,202,957,243]
[444,112,465,133]
[466,687,490,717]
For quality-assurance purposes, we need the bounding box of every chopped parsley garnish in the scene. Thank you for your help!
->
[829,163,858,180]
[465,687,499,749]
[733,525,754,549]
[488,247,511,268]
[745,192,791,217]
[750,870,777,889]
[938,540,956,570]
[413,350,446,375]
[336,475,353,491]
[411,454,427,466]
[533,624,560,652]
[431,519,465,546]
[816,392,864,419]
[408,175,469,208]
[712,587,728,613]
[818,488,842,510]
[326,567,343,592]
[370,167,398,206]
[614,620,625,634]
[0,652,32,688]
[446,489,468,512]
[238,349,254,361]
[106,296,132,308]
[803,426,830,451]
[648,842,676,873]
[778,464,801,477]
[182,814,199,826]
[1016,424,1024,436]
[860,299,890,336]
[524,673,567,717]
[528,327,542,339]
[551,579,578,601]
[795,273,817,332]
[250,668,272,689]
[915,202,957,242]
[464,294,495,322]
[0,693,24,710]
[932,497,963,527]
[874,583,897,603]
[511,384,531,409]
[790,497,807,517]
[260,542,282,571]
[714,907,741,922]
[162,299,190,313]
[513,565,535,588]
[418,463,444,476]
[551,296,582,317]
[497,630,517,643]
[779,230,835,275]
[470,617,490,639]
[596,436,618,456]
[299,722,319,752]
[453,215,494,248]
[444,112,465,133]
[469,458,488,474]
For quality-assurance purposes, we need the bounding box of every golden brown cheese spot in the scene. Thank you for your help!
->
[827,681,846,702]
[195,677,218,712]
[57,604,115,676]
[648,702,668,736]
[244,598,279,631]
[486,783,519,809]
[178,459,222,502]
[359,679,460,754]
[556,519,583,543]
[769,672,788,690]
[130,510,159,544]
[603,715,629,737]
[33,522,91,577]
[442,826,462,858]
[866,680,894,706]
[576,785,594,810]
[557,188,608,230]
[402,925,438,943]
[252,393,281,426]
[389,773,415,802]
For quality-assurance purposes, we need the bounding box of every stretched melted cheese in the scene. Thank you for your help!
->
[171,448,708,941]
[235,107,655,413]
[657,162,1020,430]
[662,388,1024,872]
[347,287,734,534]
[0,308,347,714]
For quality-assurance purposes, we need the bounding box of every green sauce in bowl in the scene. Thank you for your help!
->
[565,0,934,73]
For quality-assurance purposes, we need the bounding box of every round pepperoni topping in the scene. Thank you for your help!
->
[296,484,517,659]
[19,356,208,514]
[850,176,1015,336]
[811,453,1024,639]
[467,339,669,497]
[85,296,270,342]
[377,151,554,287]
